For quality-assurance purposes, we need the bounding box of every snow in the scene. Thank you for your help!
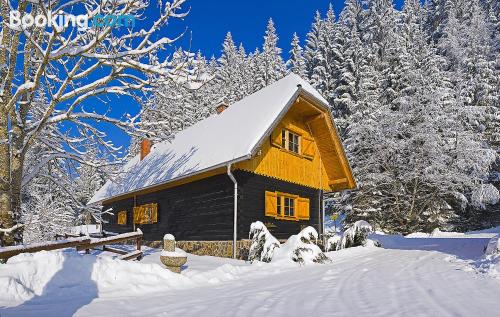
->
[248,221,280,262]
[271,226,329,265]
[70,224,102,236]
[326,234,342,251]
[163,233,175,240]
[338,220,373,249]
[485,236,500,256]
[160,248,187,257]
[89,74,329,204]
[1,231,500,316]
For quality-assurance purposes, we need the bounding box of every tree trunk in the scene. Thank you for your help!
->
[10,116,26,244]
[0,107,14,246]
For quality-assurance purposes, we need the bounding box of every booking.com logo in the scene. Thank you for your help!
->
[9,11,135,30]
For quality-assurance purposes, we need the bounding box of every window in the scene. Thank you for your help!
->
[288,132,300,154]
[265,191,310,221]
[284,196,295,217]
[281,130,300,154]
[133,203,158,224]
[117,211,127,225]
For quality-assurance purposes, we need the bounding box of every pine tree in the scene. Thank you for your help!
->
[287,33,306,77]
[255,19,287,89]
[333,0,364,136]
[344,0,497,233]
[304,11,324,80]
[311,4,341,104]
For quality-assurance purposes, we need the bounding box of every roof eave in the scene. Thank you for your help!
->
[87,153,252,206]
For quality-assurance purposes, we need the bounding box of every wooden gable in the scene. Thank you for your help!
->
[235,94,356,192]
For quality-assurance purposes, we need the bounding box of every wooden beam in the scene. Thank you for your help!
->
[102,246,128,255]
[119,250,143,261]
[77,231,143,251]
[329,178,348,186]
[305,113,325,124]
[0,237,91,260]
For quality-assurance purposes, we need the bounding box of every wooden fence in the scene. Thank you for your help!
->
[0,229,143,262]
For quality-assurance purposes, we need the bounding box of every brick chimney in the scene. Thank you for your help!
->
[216,104,228,114]
[215,98,229,114]
[140,139,152,161]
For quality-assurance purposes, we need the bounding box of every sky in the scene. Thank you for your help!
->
[103,0,405,152]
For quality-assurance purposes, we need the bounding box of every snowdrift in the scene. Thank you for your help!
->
[0,249,252,307]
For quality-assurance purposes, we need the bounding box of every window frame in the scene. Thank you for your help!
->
[281,129,301,155]
[276,192,299,220]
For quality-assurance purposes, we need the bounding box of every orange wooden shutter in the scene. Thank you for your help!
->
[151,203,158,223]
[133,206,142,224]
[265,191,278,217]
[301,136,315,159]
[117,211,127,225]
[270,127,283,148]
[297,197,310,220]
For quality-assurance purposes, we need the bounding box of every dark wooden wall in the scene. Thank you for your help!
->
[234,170,322,240]
[103,173,235,241]
[103,170,323,241]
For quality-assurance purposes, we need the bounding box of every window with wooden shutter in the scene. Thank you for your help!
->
[301,136,315,159]
[265,191,309,221]
[133,203,158,224]
[297,197,310,220]
[117,211,127,225]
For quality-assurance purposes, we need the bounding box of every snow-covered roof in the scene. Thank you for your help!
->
[89,74,329,204]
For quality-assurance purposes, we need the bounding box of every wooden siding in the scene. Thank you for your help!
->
[103,170,323,241]
[235,96,355,191]
[235,99,331,191]
[103,173,235,241]
[235,170,322,240]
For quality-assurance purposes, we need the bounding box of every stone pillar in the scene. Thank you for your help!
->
[160,234,187,273]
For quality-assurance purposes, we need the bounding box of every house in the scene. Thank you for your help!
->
[88,74,356,259]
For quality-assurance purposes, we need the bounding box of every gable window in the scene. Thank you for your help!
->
[280,129,300,154]
[265,191,310,221]
[288,132,300,153]
[133,203,158,224]
[117,211,127,225]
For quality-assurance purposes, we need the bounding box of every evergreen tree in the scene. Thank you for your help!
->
[304,11,324,80]
[287,33,307,77]
[255,19,287,89]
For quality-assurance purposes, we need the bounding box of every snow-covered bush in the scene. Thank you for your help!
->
[337,220,378,250]
[485,236,500,256]
[325,234,342,252]
[474,236,500,278]
[274,226,330,265]
[248,221,280,263]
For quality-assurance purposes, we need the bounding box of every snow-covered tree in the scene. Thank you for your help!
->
[0,0,189,246]
[287,33,306,77]
[333,0,364,136]
[304,11,324,80]
[344,0,497,233]
[254,19,287,89]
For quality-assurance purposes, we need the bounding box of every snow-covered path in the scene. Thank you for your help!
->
[3,243,498,317]
[78,248,499,317]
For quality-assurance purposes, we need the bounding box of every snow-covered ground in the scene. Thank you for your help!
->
[1,229,500,317]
